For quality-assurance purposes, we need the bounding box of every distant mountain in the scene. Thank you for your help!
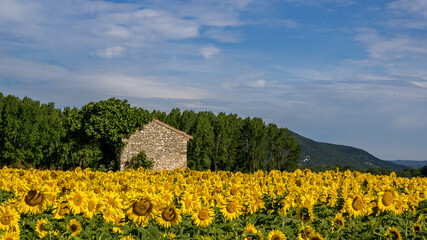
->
[389,160,427,169]
[289,131,406,171]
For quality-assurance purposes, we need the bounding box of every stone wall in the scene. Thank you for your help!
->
[119,120,192,171]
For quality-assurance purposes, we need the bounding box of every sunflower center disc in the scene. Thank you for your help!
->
[0,214,12,225]
[352,196,363,211]
[162,207,176,221]
[271,235,281,240]
[226,202,237,213]
[198,209,209,220]
[382,191,394,206]
[73,195,83,206]
[70,224,78,232]
[133,199,152,216]
[24,190,44,206]
[88,201,96,211]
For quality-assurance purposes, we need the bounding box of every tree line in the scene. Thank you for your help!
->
[0,93,301,172]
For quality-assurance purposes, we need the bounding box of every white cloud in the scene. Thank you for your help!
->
[384,0,427,29]
[354,28,427,60]
[411,81,427,88]
[249,79,267,87]
[199,46,220,59]
[388,0,427,17]
[0,55,213,100]
[77,74,212,100]
[105,26,131,38]
[0,0,39,23]
[97,46,125,59]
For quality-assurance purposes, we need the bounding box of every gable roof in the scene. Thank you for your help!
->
[151,119,193,139]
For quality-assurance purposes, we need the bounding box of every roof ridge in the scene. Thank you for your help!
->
[151,119,193,139]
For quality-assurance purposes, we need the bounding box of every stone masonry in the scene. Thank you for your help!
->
[119,119,193,171]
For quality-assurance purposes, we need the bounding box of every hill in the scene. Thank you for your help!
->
[389,160,427,169]
[289,131,406,171]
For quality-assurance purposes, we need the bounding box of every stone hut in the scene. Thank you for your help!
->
[119,119,193,171]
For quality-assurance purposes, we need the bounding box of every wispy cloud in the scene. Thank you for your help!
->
[199,46,220,60]
[354,28,427,60]
[248,79,267,88]
[97,46,125,59]
[388,0,427,17]
[77,74,212,99]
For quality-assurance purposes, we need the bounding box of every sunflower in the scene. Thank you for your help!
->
[83,193,101,219]
[67,190,86,215]
[378,190,395,212]
[246,194,266,215]
[267,229,287,240]
[385,226,401,240]
[68,219,82,237]
[180,193,197,215]
[296,206,314,223]
[35,218,48,238]
[278,198,292,216]
[112,212,126,234]
[412,223,422,233]
[332,213,345,230]
[126,195,158,227]
[52,199,69,219]
[228,185,240,196]
[308,232,325,240]
[191,204,215,227]
[103,191,124,209]
[220,200,242,221]
[17,189,47,214]
[161,232,176,239]
[0,231,20,240]
[102,205,118,223]
[0,204,20,231]
[298,225,315,240]
[243,223,263,240]
[120,236,136,240]
[157,205,182,228]
[392,195,407,216]
[345,193,369,218]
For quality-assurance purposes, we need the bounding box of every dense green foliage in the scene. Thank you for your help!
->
[160,109,302,172]
[0,93,151,171]
[0,93,301,172]
[0,93,65,169]
[127,150,154,170]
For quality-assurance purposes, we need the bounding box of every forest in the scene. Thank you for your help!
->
[0,93,301,172]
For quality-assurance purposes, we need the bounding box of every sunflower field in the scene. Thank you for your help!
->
[0,166,426,240]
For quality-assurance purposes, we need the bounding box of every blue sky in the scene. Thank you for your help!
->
[1,0,426,160]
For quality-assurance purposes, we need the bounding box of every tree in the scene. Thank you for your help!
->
[420,165,427,177]
[277,127,301,171]
[179,110,197,133]
[237,117,267,172]
[151,110,167,122]
[187,112,215,171]
[127,150,154,170]
[0,94,65,169]
[212,113,243,171]
[69,98,151,170]
[165,108,181,129]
